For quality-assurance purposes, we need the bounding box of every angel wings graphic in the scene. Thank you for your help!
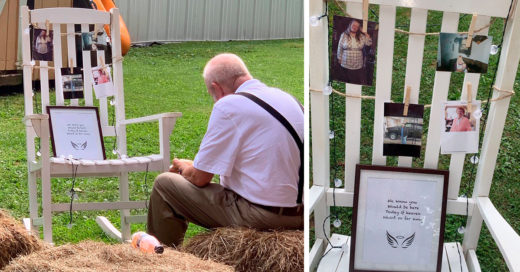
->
[71,141,87,150]
[386,231,415,248]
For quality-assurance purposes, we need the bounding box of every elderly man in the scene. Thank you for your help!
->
[147,53,303,247]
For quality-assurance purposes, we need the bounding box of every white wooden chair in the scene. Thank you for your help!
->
[309,0,520,271]
[20,7,182,243]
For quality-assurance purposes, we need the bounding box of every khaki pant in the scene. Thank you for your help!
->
[147,172,303,247]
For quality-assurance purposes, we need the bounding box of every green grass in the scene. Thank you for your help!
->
[0,39,303,245]
[310,4,519,272]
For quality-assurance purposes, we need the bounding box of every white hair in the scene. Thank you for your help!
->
[203,53,250,88]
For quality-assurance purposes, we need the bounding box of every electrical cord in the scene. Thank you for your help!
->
[68,159,79,228]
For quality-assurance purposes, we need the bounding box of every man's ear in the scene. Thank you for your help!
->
[211,82,224,98]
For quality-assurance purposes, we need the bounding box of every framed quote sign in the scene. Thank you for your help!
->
[350,165,449,272]
[47,106,106,160]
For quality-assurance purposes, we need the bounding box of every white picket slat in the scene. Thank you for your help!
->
[53,23,64,106]
[397,8,427,167]
[448,16,491,200]
[445,242,469,272]
[81,24,94,106]
[371,5,396,166]
[423,12,459,169]
[344,1,363,192]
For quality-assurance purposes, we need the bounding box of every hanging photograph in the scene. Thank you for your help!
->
[330,15,379,86]
[437,33,492,73]
[32,28,53,61]
[383,102,424,157]
[91,66,115,99]
[47,106,106,160]
[350,164,449,272]
[440,101,481,154]
[61,67,84,100]
[81,32,112,65]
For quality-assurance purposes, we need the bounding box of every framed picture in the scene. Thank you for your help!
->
[32,28,54,61]
[441,101,481,154]
[330,15,379,86]
[383,102,424,157]
[350,165,449,272]
[437,33,492,73]
[60,67,84,99]
[47,106,106,160]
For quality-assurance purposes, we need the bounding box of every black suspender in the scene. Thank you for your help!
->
[235,92,304,205]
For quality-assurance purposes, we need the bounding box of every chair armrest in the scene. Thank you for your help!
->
[23,114,49,137]
[120,112,182,125]
[477,197,520,271]
[309,185,325,213]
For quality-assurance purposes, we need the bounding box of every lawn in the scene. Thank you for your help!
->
[310,4,519,272]
[0,39,303,245]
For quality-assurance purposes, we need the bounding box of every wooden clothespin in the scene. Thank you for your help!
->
[45,19,50,32]
[362,0,369,33]
[69,58,74,74]
[403,86,411,116]
[99,55,108,73]
[466,82,473,115]
[466,13,478,48]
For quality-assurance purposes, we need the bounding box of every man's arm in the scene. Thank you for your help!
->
[170,159,214,187]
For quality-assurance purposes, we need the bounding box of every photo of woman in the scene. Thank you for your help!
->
[331,15,378,86]
[445,106,474,132]
[32,29,53,61]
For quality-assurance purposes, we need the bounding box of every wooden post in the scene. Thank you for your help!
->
[463,0,520,261]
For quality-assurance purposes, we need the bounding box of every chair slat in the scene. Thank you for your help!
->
[397,8,428,167]
[97,50,110,127]
[52,23,64,105]
[21,7,33,116]
[66,23,79,106]
[39,61,50,113]
[423,12,460,169]
[448,16,491,200]
[344,2,363,192]
[81,24,94,106]
[309,0,331,244]
[371,5,396,166]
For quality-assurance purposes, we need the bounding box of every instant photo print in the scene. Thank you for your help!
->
[383,103,424,157]
[61,67,84,99]
[330,15,379,86]
[32,28,54,61]
[437,33,492,73]
[440,101,481,154]
[91,66,115,99]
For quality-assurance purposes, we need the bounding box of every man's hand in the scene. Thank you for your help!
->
[169,158,214,187]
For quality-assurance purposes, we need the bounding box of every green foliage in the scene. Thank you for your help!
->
[0,39,303,245]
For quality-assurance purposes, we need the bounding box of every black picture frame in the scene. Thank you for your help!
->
[47,106,106,160]
[350,164,449,272]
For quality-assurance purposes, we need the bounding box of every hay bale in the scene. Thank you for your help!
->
[0,210,44,270]
[183,228,303,272]
[5,240,233,272]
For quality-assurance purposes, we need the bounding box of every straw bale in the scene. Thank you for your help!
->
[0,210,44,270]
[183,228,303,272]
[5,240,233,272]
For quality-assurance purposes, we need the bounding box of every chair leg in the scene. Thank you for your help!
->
[28,172,39,234]
[41,173,53,243]
[119,172,131,241]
